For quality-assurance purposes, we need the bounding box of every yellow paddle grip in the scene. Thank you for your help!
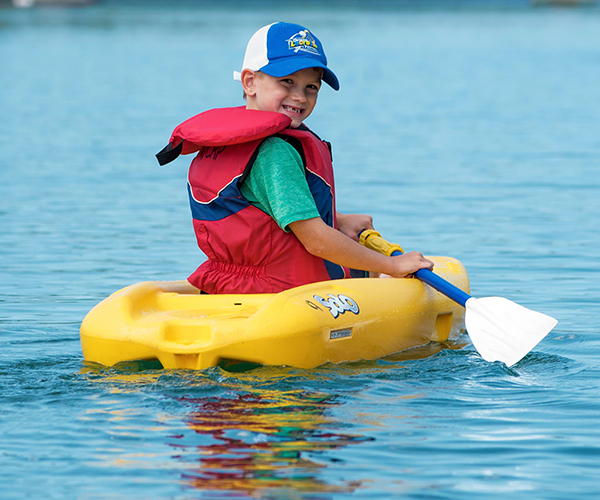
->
[359,229,405,256]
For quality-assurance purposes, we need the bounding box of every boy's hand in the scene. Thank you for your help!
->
[389,251,434,278]
[336,212,373,241]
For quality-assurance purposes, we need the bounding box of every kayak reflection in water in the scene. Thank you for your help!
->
[168,388,371,495]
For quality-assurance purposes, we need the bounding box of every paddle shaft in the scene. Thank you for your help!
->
[392,251,471,308]
[359,230,471,308]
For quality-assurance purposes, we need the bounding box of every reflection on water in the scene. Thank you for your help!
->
[80,363,374,495]
[78,341,471,499]
[172,389,368,495]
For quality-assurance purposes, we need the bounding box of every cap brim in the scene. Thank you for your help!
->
[260,58,340,91]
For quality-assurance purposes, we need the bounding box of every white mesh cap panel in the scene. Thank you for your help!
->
[233,22,275,81]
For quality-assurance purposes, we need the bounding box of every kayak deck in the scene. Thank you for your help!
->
[80,256,469,370]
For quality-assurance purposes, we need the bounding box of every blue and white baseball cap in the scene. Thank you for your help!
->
[233,22,339,91]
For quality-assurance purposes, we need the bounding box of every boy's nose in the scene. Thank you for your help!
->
[291,88,307,102]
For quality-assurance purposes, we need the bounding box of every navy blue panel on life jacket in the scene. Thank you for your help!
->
[306,170,334,227]
[324,259,345,280]
[187,181,251,222]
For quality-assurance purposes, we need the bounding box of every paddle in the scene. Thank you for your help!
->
[359,230,558,366]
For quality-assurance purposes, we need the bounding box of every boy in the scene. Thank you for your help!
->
[157,22,433,294]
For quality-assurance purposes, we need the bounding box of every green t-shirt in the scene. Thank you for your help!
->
[240,136,320,232]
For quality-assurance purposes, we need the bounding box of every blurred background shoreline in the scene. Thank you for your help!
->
[2,0,598,10]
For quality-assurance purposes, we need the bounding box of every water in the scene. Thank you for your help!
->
[1,2,599,498]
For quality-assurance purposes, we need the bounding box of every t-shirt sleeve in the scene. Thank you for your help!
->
[240,136,321,232]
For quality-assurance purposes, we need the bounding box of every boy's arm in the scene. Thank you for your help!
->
[289,217,433,278]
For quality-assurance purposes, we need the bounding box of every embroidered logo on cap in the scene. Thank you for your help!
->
[286,30,320,55]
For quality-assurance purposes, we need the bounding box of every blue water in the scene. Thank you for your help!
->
[2,2,600,498]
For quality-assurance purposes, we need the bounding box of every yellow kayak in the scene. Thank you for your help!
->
[80,256,469,370]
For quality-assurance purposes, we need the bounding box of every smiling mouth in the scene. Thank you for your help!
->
[282,105,304,115]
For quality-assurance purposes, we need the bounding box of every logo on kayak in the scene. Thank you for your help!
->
[312,294,360,319]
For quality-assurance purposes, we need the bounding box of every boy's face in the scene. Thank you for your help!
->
[243,67,322,128]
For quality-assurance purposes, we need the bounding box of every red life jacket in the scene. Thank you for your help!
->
[157,107,348,294]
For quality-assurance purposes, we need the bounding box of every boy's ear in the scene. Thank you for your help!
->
[241,69,257,97]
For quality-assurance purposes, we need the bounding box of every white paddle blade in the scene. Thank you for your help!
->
[465,297,558,367]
